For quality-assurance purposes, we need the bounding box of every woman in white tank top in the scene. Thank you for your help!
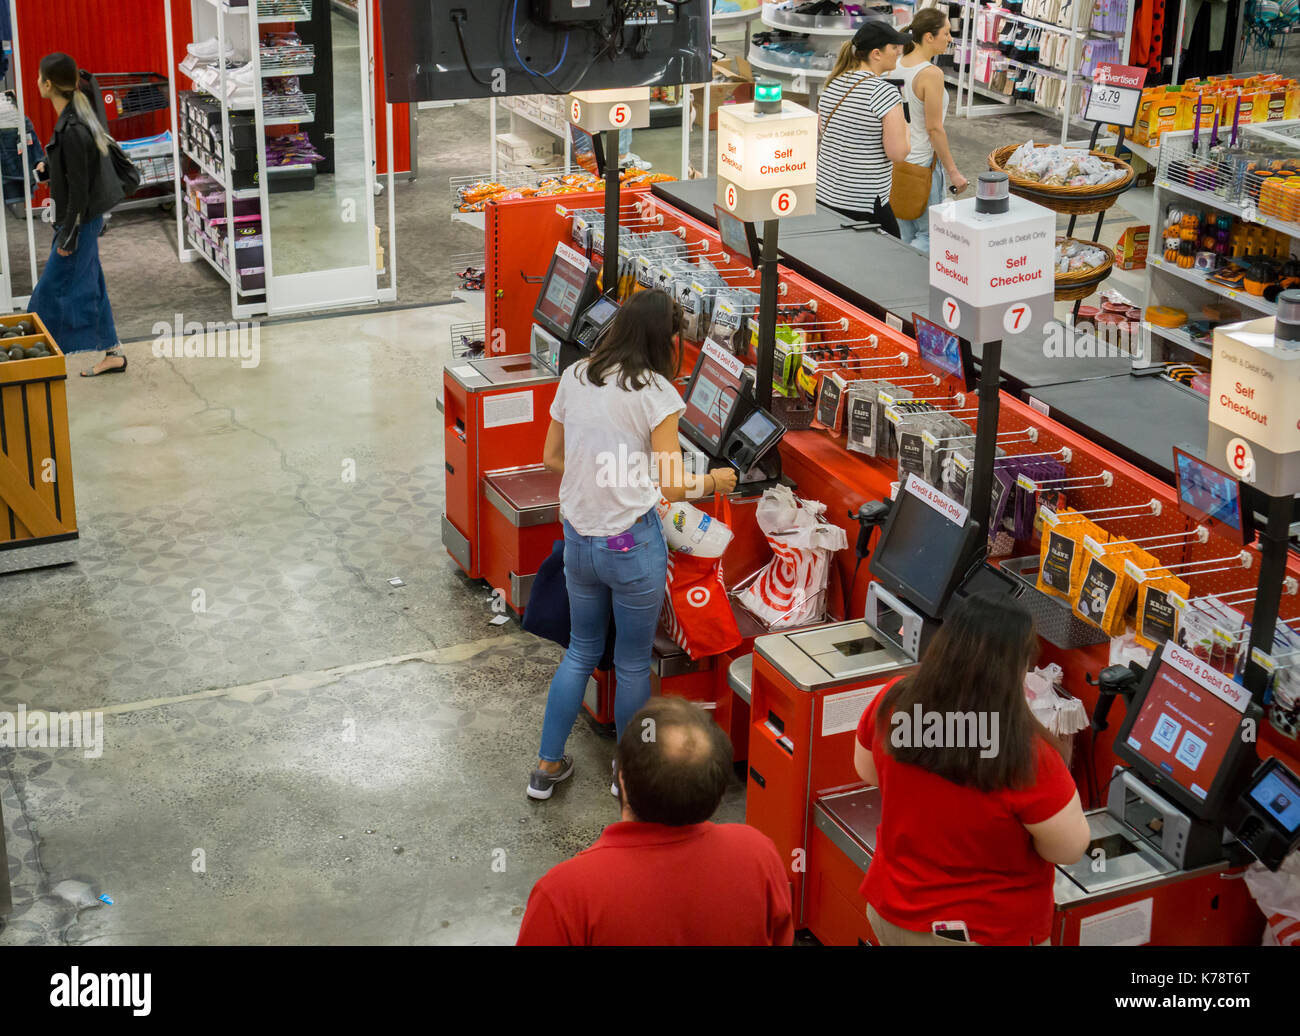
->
[894,7,969,255]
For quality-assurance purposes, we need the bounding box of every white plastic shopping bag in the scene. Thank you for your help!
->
[737,485,847,629]
[1244,857,1300,946]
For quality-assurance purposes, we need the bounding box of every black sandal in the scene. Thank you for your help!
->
[81,350,127,377]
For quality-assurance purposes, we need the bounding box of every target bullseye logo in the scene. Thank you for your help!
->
[686,586,711,608]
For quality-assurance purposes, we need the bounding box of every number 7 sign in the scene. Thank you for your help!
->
[1003,304,1028,334]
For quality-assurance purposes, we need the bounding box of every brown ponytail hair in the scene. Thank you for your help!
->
[903,7,948,55]
[827,39,865,86]
[39,52,110,155]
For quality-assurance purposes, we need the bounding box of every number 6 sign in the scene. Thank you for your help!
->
[771,189,795,215]
[724,182,738,211]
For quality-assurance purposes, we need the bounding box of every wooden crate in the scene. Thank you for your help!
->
[0,312,78,557]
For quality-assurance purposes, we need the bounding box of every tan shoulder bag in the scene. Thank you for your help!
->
[890,67,939,221]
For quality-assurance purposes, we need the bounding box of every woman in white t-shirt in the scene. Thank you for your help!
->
[528,289,738,801]
[894,6,970,254]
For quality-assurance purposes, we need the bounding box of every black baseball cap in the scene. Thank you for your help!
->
[852,19,908,53]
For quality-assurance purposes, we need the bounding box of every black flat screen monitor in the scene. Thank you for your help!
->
[1173,447,1253,545]
[714,205,759,268]
[680,343,745,458]
[379,0,712,102]
[868,475,982,618]
[534,250,598,341]
[912,312,974,391]
[1114,641,1262,822]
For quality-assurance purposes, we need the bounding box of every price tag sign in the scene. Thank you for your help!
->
[1084,63,1148,128]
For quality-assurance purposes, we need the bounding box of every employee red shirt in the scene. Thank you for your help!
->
[856,687,1078,945]
[516,821,794,946]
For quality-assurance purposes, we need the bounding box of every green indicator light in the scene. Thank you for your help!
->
[755,81,782,103]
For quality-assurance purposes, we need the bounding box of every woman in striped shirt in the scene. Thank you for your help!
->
[815,21,910,237]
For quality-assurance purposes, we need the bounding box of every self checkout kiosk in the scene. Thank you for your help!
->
[443,243,604,612]
[747,472,1021,929]
[678,339,786,487]
[798,619,1298,944]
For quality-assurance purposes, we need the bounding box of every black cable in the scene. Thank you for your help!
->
[451,14,500,89]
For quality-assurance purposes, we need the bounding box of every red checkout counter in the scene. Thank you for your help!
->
[442,186,1300,945]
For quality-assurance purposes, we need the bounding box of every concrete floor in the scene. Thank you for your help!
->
[0,304,744,945]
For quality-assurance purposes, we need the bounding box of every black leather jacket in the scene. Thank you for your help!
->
[38,104,115,252]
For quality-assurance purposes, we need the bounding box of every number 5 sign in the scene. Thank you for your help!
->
[609,103,631,127]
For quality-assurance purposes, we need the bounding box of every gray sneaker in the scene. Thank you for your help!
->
[527,755,575,800]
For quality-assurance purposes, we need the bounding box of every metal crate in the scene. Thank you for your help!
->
[1000,555,1111,650]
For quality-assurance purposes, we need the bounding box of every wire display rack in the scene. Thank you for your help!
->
[451,321,488,359]
[261,91,316,123]
[260,44,315,77]
[448,165,594,213]
[450,252,486,293]
[258,0,314,20]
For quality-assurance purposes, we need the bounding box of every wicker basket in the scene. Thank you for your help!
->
[989,143,1135,215]
[1054,237,1115,302]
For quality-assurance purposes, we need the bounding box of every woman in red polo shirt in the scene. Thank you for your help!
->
[854,592,1091,945]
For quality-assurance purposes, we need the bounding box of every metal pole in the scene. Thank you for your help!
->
[969,338,1003,541]
[1244,491,1299,700]
[603,128,620,298]
[756,219,780,411]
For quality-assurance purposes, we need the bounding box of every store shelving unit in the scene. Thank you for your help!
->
[171,0,380,317]
[746,1,873,105]
[949,0,1134,145]
[1139,123,1300,365]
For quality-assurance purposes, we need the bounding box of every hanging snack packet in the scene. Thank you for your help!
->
[814,370,849,434]
[875,385,915,460]
[1072,537,1136,637]
[1133,565,1190,651]
[895,411,932,482]
[844,380,881,455]
[1036,507,1089,601]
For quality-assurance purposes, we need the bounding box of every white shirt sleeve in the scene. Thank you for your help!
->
[642,375,685,434]
[549,368,569,423]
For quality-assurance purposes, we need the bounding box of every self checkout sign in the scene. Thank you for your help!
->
[1084,63,1148,128]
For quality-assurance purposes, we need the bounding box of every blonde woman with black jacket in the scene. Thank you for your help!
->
[30,52,125,377]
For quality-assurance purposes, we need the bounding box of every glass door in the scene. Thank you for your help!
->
[255,0,377,315]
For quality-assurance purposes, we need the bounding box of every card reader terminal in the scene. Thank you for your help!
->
[723,405,785,474]
[572,296,620,352]
[1228,757,1300,870]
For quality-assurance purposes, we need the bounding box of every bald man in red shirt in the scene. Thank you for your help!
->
[517,696,794,946]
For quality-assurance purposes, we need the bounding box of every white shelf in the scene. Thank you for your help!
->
[504,102,568,138]
[746,50,833,80]
[995,56,1070,82]
[760,2,865,36]
[452,211,486,232]
[1123,139,1159,167]
[1118,184,1155,226]
[185,230,265,298]
[1154,175,1300,240]
[1149,323,1212,359]
[181,142,261,199]
[1148,255,1276,314]
[711,6,765,22]
[945,71,1016,105]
